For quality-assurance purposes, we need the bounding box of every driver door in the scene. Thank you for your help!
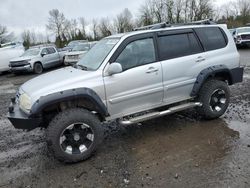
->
[104,35,163,118]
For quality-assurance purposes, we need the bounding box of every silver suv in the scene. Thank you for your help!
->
[8,22,244,163]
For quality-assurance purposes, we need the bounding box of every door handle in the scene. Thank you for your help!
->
[196,56,206,63]
[146,67,159,73]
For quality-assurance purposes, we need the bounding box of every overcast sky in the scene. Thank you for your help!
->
[0,0,227,39]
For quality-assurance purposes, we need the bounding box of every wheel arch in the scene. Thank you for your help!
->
[191,65,234,97]
[30,88,109,122]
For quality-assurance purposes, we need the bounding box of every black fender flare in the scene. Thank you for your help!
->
[190,65,236,97]
[30,88,109,118]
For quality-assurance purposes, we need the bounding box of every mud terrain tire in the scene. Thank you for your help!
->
[46,108,103,163]
[197,79,230,120]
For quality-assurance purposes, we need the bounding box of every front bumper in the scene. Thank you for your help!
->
[236,40,250,45]
[7,100,42,131]
[10,65,32,73]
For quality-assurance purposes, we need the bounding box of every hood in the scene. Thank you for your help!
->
[65,51,87,56]
[21,67,100,102]
[10,55,36,62]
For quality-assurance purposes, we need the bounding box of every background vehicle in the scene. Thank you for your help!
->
[64,42,97,66]
[8,21,243,163]
[9,45,65,74]
[64,43,90,66]
[0,42,24,74]
[62,40,88,52]
[232,27,250,47]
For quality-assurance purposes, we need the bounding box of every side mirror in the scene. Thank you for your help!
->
[107,63,122,76]
[41,52,47,57]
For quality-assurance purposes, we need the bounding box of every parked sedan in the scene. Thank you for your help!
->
[64,43,94,66]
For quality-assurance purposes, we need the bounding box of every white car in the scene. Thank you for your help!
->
[0,43,24,73]
[64,42,97,66]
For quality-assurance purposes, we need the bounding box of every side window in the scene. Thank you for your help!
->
[41,48,48,55]
[116,38,156,71]
[194,27,227,51]
[47,47,56,54]
[158,33,203,60]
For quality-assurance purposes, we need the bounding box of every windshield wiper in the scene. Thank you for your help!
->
[74,64,89,70]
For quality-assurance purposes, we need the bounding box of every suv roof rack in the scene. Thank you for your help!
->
[133,19,216,31]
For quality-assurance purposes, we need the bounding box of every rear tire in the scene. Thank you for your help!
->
[46,108,103,163]
[197,79,230,120]
[33,63,43,74]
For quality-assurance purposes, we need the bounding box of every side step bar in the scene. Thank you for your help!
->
[119,102,202,125]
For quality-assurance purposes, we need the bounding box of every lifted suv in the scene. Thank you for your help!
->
[8,21,244,163]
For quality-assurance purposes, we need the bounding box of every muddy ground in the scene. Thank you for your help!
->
[0,49,250,188]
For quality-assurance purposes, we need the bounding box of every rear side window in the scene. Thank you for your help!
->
[158,33,203,60]
[47,47,56,54]
[194,27,227,51]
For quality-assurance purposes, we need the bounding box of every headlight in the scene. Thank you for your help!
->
[19,93,32,113]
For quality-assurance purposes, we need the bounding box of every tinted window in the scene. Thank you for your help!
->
[158,33,203,60]
[194,27,227,51]
[47,47,56,54]
[116,38,156,71]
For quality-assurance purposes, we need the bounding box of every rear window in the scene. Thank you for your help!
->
[194,27,227,51]
[158,33,203,60]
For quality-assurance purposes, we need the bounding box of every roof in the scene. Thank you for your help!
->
[106,24,226,40]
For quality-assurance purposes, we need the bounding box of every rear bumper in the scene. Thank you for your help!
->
[7,101,42,131]
[230,67,244,84]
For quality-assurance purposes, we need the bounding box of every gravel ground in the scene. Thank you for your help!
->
[0,49,249,188]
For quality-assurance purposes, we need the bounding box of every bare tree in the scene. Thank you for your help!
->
[46,9,68,38]
[0,25,14,44]
[79,17,87,38]
[114,8,134,33]
[92,19,100,40]
[174,0,184,23]
[22,30,31,49]
[138,0,155,26]
[99,17,113,38]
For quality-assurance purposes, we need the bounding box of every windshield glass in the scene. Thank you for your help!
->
[77,38,120,70]
[72,44,90,51]
[21,48,40,56]
[238,27,250,34]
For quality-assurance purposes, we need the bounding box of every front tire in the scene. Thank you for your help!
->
[46,108,103,163]
[197,79,230,120]
[33,62,43,74]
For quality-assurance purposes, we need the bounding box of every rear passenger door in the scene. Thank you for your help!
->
[46,47,60,67]
[157,29,205,104]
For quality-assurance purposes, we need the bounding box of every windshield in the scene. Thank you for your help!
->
[21,48,40,56]
[77,38,120,70]
[72,44,90,51]
[238,27,250,34]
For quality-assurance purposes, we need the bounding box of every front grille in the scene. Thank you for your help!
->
[10,61,29,67]
[68,55,79,59]
[241,34,250,40]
